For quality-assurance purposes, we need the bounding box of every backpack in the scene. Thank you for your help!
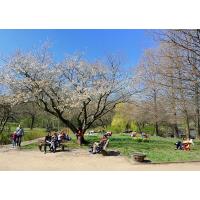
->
[16,128,23,136]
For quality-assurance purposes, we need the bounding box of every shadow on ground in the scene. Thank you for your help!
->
[142,159,152,163]
[106,150,120,156]
[37,149,72,154]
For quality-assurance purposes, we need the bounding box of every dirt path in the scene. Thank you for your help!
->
[0,137,44,152]
[1,148,200,170]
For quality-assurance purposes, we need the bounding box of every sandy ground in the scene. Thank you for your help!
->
[1,147,200,170]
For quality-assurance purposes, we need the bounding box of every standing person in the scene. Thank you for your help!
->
[16,124,20,132]
[15,124,20,145]
[76,128,83,145]
[16,125,24,147]
[11,131,17,148]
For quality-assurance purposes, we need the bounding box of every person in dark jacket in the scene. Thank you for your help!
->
[44,132,52,154]
[16,125,24,147]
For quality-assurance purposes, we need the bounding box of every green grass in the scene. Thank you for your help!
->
[83,134,200,163]
[17,132,200,163]
[23,128,47,141]
[21,143,39,150]
[107,134,200,163]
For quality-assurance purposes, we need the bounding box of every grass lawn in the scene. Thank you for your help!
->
[21,133,200,163]
[108,134,200,163]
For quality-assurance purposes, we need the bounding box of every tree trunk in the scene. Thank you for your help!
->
[170,71,179,137]
[185,111,190,139]
[0,116,9,134]
[153,89,159,136]
[136,122,142,134]
[196,114,200,139]
[194,82,200,138]
[30,115,35,130]
[173,123,179,137]
[172,112,179,137]
[177,68,190,139]
[154,122,159,136]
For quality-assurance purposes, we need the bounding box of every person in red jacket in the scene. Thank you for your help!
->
[76,128,84,145]
[11,132,17,148]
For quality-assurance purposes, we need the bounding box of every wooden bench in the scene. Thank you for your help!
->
[38,139,68,152]
[101,139,109,156]
[89,139,110,156]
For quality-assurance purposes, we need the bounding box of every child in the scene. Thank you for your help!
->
[11,132,17,148]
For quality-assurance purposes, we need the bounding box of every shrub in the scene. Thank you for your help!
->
[0,132,11,144]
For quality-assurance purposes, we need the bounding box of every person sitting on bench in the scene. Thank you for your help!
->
[58,132,63,144]
[61,131,71,141]
[50,132,58,153]
[44,132,52,153]
[92,134,109,154]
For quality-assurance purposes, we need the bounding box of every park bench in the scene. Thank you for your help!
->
[89,139,110,156]
[38,139,68,153]
[101,139,109,156]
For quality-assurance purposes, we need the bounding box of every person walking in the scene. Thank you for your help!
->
[16,125,24,147]
[11,131,17,148]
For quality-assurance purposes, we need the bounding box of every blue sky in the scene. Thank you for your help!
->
[0,29,157,69]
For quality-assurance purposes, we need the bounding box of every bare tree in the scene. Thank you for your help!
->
[0,96,12,134]
[135,49,162,135]
[157,30,200,138]
[2,45,136,143]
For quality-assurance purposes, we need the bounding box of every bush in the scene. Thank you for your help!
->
[0,132,11,145]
